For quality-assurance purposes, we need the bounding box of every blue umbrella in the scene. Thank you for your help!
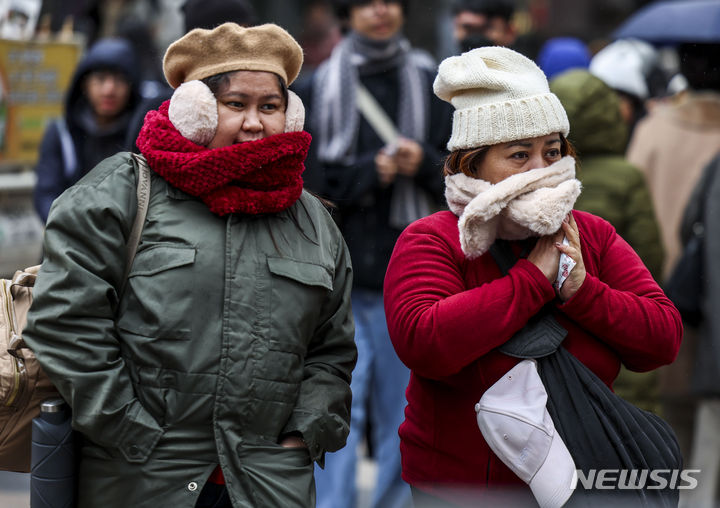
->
[613,0,720,44]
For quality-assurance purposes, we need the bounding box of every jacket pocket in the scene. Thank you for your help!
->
[266,257,333,343]
[117,243,196,339]
[237,441,314,508]
[266,257,332,291]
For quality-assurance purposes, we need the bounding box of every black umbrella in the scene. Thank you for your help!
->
[613,0,720,44]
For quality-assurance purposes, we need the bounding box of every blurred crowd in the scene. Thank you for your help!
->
[2,0,720,507]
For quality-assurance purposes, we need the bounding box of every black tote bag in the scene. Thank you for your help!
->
[489,241,682,507]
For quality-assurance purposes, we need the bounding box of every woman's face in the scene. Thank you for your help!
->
[349,0,404,41]
[207,71,286,149]
[474,133,563,184]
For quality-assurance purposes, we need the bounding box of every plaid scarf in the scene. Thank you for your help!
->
[136,101,311,216]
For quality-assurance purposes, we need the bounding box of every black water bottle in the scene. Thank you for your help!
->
[30,398,76,508]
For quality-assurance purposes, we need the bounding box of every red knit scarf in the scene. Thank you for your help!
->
[136,101,311,216]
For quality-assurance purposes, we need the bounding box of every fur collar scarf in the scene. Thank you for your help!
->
[445,156,581,259]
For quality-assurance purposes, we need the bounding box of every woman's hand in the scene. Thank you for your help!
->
[527,213,586,301]
[528,227,564,282]
[555,213,586,302]
[279,434,307,448]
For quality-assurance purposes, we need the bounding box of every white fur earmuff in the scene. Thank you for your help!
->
[168,80,305,145]
[168,80,218,146]
[284,90,305,133]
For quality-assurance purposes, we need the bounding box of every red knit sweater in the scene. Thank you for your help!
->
[383,210,682,502]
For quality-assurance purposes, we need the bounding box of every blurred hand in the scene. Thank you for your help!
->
[375,148,398,186]
[394,137,424,177]
[279,435,307,448]
[555,213,586,302]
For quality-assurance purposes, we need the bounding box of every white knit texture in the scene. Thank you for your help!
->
[434,46,570,151]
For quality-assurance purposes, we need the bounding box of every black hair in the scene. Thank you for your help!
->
[202,71,289,110]
[451,0,516,21]
[181,0,257,32]
[331,0,408,21]
[678,43,720,92]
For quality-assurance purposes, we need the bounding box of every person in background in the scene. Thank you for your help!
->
[536,36,591,81]
[451,0,516,53]
[550,69,665,417]
[627,42,720,282]
[626,42,720,462]
[550,69,663,281]
[24,22,356,508]
[294,1,453,507]
[383,46,681,507]
[589,38,665,138]
[33,37,142,222]
[676,151,720,508]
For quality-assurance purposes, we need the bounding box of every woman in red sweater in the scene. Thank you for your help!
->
[383,46,682,507]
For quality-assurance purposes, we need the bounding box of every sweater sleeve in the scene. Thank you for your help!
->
[557,213,682,371]
[24,154,164,463]
[383,215,556,379]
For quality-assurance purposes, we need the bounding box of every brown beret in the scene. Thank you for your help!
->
[163,22,304,89]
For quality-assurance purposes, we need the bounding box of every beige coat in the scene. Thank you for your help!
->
[627,91,720,281]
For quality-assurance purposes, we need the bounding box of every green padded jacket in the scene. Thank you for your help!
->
[24,152,356,508]
[551,69,664,280]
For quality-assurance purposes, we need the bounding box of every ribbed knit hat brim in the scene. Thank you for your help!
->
[448,93,569,151]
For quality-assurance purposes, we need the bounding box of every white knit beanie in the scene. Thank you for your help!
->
[434,46,570,151]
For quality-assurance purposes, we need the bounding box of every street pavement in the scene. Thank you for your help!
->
[0,471,29,508]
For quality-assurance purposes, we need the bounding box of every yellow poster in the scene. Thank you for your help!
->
[0,38,81,165]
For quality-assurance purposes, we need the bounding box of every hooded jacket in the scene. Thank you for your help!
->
[33,38,142,222]
[550,69,664,279]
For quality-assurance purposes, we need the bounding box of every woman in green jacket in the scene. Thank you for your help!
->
[24,23,356,508]
[550,69,664,280]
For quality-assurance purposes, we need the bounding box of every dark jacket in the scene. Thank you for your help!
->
[550,70,664,279]
[33,38,142,222]
[24,152,356,507]
[681,152,720,395]
[294,62,453,290]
